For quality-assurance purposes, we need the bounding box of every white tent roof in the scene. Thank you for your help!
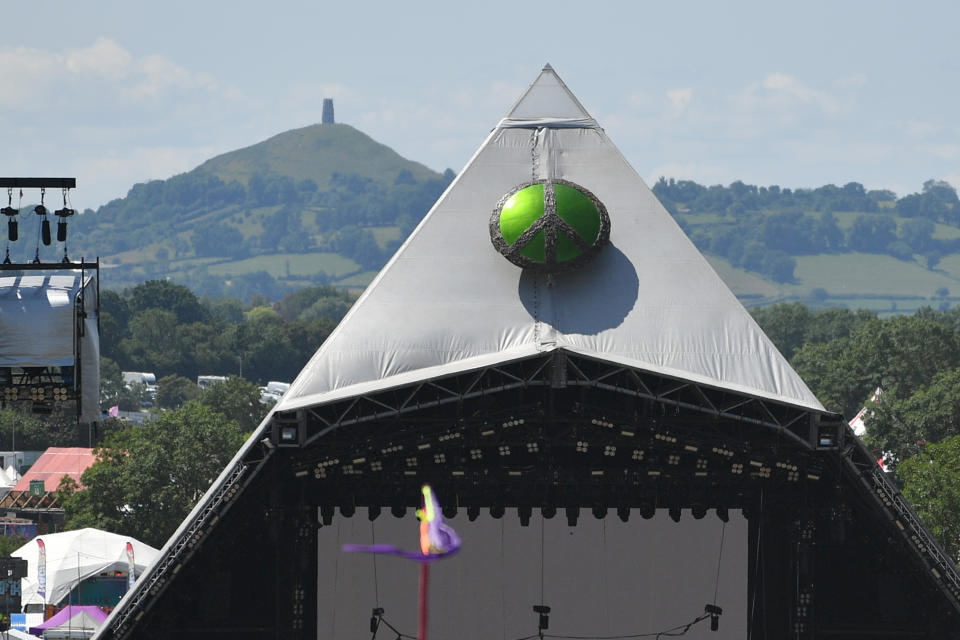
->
[13,528,159,607]
[276,65,822,412]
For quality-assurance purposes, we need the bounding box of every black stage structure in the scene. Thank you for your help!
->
[95,68,960,639]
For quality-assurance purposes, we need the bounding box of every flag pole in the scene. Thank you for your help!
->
[418,563,429,640]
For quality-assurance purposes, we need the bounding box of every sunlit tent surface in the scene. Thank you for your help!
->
[14,529,158,608]
[96,66,960,640]
[278,65,822,413]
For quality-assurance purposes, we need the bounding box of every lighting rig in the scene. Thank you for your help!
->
[285,391,825,525]
[0,178,98,420]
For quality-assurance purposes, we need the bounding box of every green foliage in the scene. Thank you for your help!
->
[157,374,200,409]
[60,403,247,547]
[898,436,960,561]
[790,313,960,418]
[865,368,960,462]
[0,534,27,557]
[101,279,349,384]
[195,377,268,434]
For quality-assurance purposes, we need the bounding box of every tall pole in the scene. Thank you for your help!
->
[417,563,429,640]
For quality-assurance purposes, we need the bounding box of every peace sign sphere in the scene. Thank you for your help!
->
[490,179,610,273]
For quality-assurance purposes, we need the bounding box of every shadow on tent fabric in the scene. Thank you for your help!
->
[519,243,638,335]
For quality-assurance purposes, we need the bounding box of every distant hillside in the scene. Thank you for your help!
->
[49,122,455,299]
[19,117,960,312]
[195,123,441,189]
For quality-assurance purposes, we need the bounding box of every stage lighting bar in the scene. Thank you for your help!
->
[589,417,614,428]
[631,448,645,461]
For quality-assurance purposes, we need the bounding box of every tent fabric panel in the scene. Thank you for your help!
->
[14,529,158,607]
[0,275,81,367]
[277,73,822,413]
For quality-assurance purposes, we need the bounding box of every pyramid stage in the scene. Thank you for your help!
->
[98,68,960,639]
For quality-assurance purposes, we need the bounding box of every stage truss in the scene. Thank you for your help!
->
[104,350,960,640]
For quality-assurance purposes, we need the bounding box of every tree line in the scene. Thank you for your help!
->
[655,178,960,282]
[752,302,960,560]
[100,279,354,396]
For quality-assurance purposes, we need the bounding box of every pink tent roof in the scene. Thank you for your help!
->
[13,448,95,492]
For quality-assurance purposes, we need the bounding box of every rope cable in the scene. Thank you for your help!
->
[713,521,726,605]
[371,519,380,608]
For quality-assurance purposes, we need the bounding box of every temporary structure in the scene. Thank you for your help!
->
[13,529,158,608]
[278,65,823,414]
[0,273,100,422]
[29,605,107,639]
[95,65,960,639]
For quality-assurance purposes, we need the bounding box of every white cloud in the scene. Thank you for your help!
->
[65,38,132,78]
[666,88,693,111]
[738,72,840,116]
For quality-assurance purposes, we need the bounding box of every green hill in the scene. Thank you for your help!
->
[54,122,454,298]
[195,123,440,189]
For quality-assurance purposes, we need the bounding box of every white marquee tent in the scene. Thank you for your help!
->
[13,529,158,607]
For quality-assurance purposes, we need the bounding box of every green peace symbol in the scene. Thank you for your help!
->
[490,179,610,272]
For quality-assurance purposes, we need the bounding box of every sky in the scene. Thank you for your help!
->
[3,0,959,209]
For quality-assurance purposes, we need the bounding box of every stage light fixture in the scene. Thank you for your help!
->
[442,503,457,519]
[370,607,384,634]
[368,505,381,521]
[490,504,505,519]
[603,445,616,457]
[576,440,588,453]
[340,504,356,518]
[565,506,579,527]
[691,503,707,520]
[467,505,480,521]
[716,506,729,523]
[617,505,629,522]
[518,505,532,526]
[470,448,482,460]
[639,502,655,519]
[541,505,557,519]
[498,445,511,456]
[320,505,334,526]
[704,604,722,631]
[526,442,539,453]
[592,505,607,519]
[533,605,551,631]
[391,504,406,518]
[669,505,681,522]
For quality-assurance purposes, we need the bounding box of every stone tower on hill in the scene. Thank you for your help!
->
[321,99,334,124]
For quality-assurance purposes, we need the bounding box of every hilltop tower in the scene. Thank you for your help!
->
[321,99,334,124]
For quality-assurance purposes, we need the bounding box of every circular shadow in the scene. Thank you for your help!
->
[519,243,639,335]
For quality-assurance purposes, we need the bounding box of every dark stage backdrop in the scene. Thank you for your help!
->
[317,509,747,639]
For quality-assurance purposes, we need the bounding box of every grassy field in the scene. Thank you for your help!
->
[788,253,958,297]
[206,253,361,279]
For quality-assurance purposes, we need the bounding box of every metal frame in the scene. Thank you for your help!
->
[100,350,960,638]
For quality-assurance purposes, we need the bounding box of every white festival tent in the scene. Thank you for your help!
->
[275,64,823,415]
[13,529,159,608]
